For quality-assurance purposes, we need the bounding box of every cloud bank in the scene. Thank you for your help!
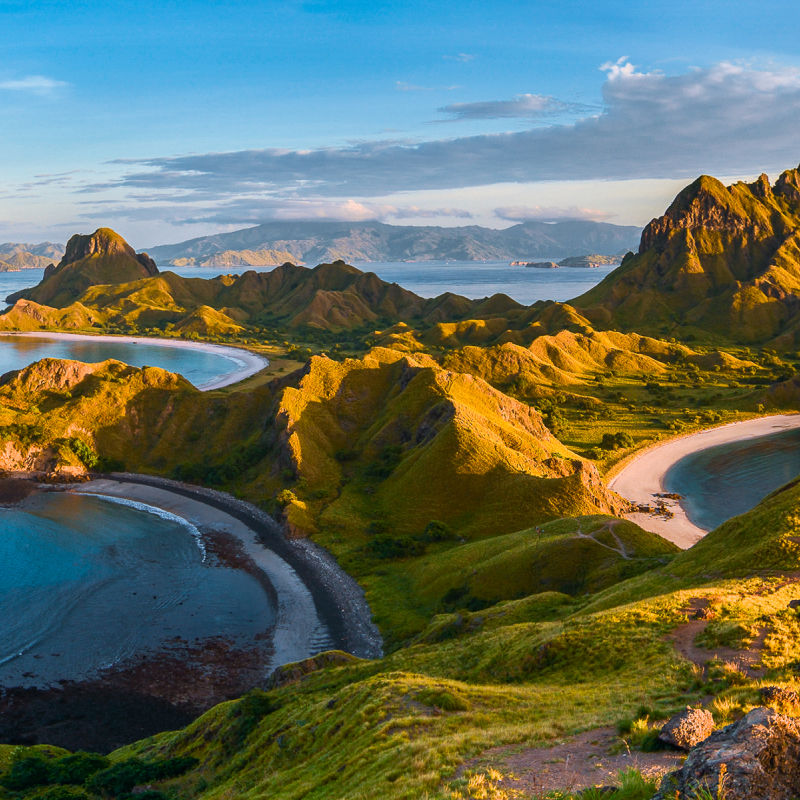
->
[91,60,800,224]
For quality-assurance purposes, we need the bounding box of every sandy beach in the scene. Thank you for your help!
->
[0,331,269,390]
[608,414,800,548]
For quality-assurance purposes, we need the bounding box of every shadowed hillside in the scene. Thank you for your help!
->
[573,166,800,345]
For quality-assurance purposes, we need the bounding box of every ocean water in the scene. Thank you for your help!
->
[160,260,617,305]
[664,427,800,531]
[0,334,248,390]
[0,492,275,688]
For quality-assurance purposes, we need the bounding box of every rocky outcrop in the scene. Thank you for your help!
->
[760,686,800,707]
[9,228,159,307]
[573,164,800,345]
[655,707,800,800]
[658,707,714,750]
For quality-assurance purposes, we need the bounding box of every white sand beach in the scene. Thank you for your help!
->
[608,414,800,548]
[0,331,269,390]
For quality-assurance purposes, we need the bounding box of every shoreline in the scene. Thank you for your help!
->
[0,331,269,390]
[0,474,381,750]
[75,474,383,661]
[608,414,800,548]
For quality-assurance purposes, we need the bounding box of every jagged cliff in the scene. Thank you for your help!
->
[8,228,159,307]
[573,165,800,344]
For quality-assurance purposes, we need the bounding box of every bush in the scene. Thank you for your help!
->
[600,431,635,450]
[52,752,109,785]
[1,754,53,790]
[276,489,297,508]
[366,535,425,559]
[86,756,198,796]
[421,520,455,542]
[68,438,99,469]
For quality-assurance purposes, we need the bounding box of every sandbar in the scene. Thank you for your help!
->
[608,414,800,549]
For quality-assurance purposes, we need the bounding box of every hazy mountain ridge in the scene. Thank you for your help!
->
[146,219,642,265]
[0,241,65,269]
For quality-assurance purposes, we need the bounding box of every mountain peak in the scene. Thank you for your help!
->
[61,228,158,275]
[8,227,159,307]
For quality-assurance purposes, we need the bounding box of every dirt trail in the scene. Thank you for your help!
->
[574,520,632,560]
[669,598,765,678]
[459,727,684,794]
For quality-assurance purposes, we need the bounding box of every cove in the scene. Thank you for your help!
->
[0,332,268,390]
[0,491,275,689]
[664,426,800,532]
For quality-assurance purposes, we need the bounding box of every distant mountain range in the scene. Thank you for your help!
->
[146,220,642,266]
[0,241,65,270]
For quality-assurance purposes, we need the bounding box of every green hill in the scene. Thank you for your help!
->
[573,166,800,345]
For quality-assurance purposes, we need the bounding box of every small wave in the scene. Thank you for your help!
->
[79,493,207,562]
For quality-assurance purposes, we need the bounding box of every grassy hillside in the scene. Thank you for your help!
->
[573,167,800,345]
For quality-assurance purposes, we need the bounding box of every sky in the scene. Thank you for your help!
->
[1,0,800,247]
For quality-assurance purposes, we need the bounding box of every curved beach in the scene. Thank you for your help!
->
[71,476,383,665]
[0,331,269,390]
[609,414,800,548]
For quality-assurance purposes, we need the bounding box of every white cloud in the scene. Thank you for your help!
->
[443,53,475,63]
[0,75,68,94]
[102,59,800,203]
[494,205,613,223]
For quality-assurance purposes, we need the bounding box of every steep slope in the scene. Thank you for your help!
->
[573,165,800,344]
[147,219,642,265]
[8,228,159,307]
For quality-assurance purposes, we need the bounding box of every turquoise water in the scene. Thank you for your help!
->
[664,427,800,531]
[0,492,275,688]
[0,334,248,390]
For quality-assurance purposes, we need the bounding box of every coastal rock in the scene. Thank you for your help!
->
[655,707,800,800]
[760,686,799,707]
[658,707,714,750]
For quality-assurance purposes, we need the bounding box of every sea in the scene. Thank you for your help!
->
[0,492,274,688]
[664,427,800,531]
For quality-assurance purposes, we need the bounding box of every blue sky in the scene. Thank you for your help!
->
[1,0,799,246]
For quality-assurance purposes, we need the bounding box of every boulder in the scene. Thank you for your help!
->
[655,707,800,800]
[658,707,714,750]
[760,685,800,706]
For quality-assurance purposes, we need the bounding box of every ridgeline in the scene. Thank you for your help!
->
[2,166,800,799]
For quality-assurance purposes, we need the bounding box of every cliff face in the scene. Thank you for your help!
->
[8,228,159,307]
[573,165,800,344]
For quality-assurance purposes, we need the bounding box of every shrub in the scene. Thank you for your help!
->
[1,754,53,790]
[600,431,635,450]
[421,520,455,542]
[68,438,99,469]
[366,536,424,559]
[51,752,109,785]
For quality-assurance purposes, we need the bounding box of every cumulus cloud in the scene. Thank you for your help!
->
[103,60,800,202]
[0,75,68,94]
[438,93,588,120]
[494,205,613,223]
